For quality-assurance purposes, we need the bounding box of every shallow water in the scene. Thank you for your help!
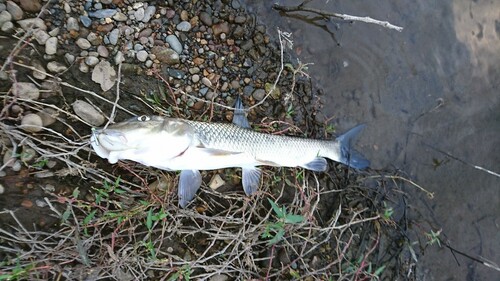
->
[244,0,500,280]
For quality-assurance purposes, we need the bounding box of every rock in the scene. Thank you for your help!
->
[88,9,117,19]
[37,108,58,126]
[46,61,67,73]
[17,18,46,31]
[212,22,230,36]
[20,113,43,132]
[79,61,89,73]
[252,89,265,101]
[33,29,50,44]
[87,32,101,45]
[32,60,46,80]
[66,17,79,31]
[2,149,16,168]
[108,28,120,45]
[113,12,127,22]
[79,15,91,27]
[0,11,12,27]
[64,53,75,64]
[191,74,200,83]
[20,147,36,162]
[76,38,91,49]
[1,21,13,33]
[209,174,225,190]
[208,274,229,281]
[142,6,156,23]
[92,60,116,91]
[234,15,246,24]
[134,7,145,21]
[199,12,212,26]
[201,77,212,87]
[19,0,42,13]
[114,51,125,64]
[84,56,99,66]
[176,21,191,32]
[45,37,57,55]
[136,50,148,62]
[165,34,182,54]
[14,82,39,100]
[6,1,23,20]
[151,46,179,65]
[72,100,106,126]
[97,45,109,57]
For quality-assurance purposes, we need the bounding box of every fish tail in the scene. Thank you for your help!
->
[336,124,370,169]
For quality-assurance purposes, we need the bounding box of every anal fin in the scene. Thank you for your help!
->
[242,167,261,195]
[300,157,328,172]
[178,170,202,208]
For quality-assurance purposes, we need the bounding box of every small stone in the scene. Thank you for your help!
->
[201,77,212,87]
[1,21,14,33]
[46,61,67,73]
[20,147,36,162]
[14,82,39,100]
[33,29,50,44]
[212,22,230,36]
[64,53,75,64]
[85,56,99,66]
[134,7,145,21]
[76,38,91,49]
[6,1,23,20]
[142,6,156,23]
[176,21,191,32]
[88,9,117,19]
[66,17,79,31]
[108,28,120,45]
[136,50,148,62]
[209,174,225,190]
[79,61,89,73]
[19,0,42,13]
[0,184,4,194]
[165,34,182,54]
[199,12,212,26]
[234,15,246,24]
[230,80,240,89]
[115,51,125,64]
[180,10,189,21]
[21,199,33,208]
[192,74,200,83]
[79,15,91,27]
[92,60,116,91]
[32,60,46,80]
[3,149,16,168]
[215,57,224,68]
[252,89,266,101]
[97,45,109,57]
[87,32,101,45]
[208,274,229,281]
[145,60,153,68]
[0,11,12,27]
[113,12,127,22]
[37,108,58,126]
[48,27,59,37]
[45,37,57,55]
[72,100,106,126]
[21,113,43,132]
[151,46,179,65]
[17,18,46,31]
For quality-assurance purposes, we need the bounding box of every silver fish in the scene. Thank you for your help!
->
[91,99,369,207]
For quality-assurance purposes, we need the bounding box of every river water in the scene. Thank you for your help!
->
[243,0,499,280]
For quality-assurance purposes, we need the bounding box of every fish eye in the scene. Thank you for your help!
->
[138,115,150,122]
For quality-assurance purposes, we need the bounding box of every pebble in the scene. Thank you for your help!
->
[165,34,182,54]
[113,12,127,22]
[79,15,91,27]
[2,150,16,168]
[17,18,46,31]
[252,89,266,101]
[209,174,225,190]
[1,21,13,33]
[21,199,33,208]
[0,184,4,194]
[85,56,99,66]
[66,17,79,31]
[201,77,212,87]
[72,100,106,126]
[108,28,120,45]
[142,6,156,23]
[20,147,36,162]
[199,12,212,26]
[151,46,179,65]
[32,60,46,80]
[234,15,246,24]
[88,9,117,19]
[212,22,230,36]
[136,50,148,62]
[87,32,101,45]
[14,82,39,100]
[45,37,57,55]
[20,113,43,132]
[76,38,91,49]
[134,7,145,21]
[47,61,67,73]
[92,60,116,91]
[192,74,200,83]
[19,0,42,13]
[79,61,89,73]
[37,108,58,126]
[114,51,125,64]
[97,45,109,57]
[6,1,23,20]
[176,21,191,32]
[33,29,50,44]
[0,11,12,27]
[208,274,229,281]
[64,53,75,64]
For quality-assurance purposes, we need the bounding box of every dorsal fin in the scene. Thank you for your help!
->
[232,96,251,129]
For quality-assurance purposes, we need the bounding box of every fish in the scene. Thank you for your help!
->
[90,98,369,207]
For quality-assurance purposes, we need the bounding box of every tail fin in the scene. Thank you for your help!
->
[337,124,370,169]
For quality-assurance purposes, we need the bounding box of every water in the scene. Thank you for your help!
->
[244,0,499,280]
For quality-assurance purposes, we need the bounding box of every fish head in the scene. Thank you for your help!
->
[91,116,195,165]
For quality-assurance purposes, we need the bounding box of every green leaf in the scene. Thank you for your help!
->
[83,210,97,225]
[284,214,304,224]
[72,188,80,199]
[114,188,126,194]
[268,198,284,218]
[146,209,153,230]
[62,206,71,223]
[267,228,285,245]
[374,265,386,276]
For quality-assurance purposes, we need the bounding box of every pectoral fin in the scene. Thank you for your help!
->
[301,157,328,172]
[232,96,251,129]
[242,167,261,195]
[178,170,202,208]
